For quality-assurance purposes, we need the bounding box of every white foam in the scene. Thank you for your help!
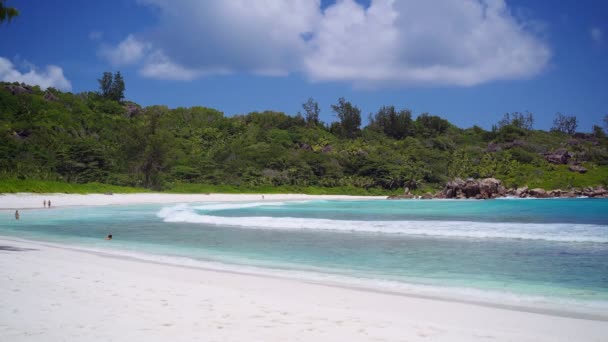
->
[157,204,608,243]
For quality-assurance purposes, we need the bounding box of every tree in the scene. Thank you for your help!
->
[416,113,450,136]
[498,112,534,130]
[97,71,125,102]
[551,113,578,135]
[592,125,605,139]
[98,72,113,99]
[302,97,320,127]
[369,105,413,139]
[0,1,19,23]
[110,71,125,102]
[604,114,608,132]
[331,97,361,139]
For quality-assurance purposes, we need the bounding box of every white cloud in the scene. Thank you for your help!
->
[99,34,149,65]
[140,50,231,80]
[590,27,603,44]
[305,0,550,86]
[105,0,549,86]
[136,0,320,74]
[0,57,72,90]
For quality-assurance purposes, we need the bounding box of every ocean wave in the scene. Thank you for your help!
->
[191,201,290,211]
[157,204,608,243]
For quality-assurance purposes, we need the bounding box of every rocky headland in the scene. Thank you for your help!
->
[387,178,607,200]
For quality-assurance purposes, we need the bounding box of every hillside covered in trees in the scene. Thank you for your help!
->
[1,81,607,194]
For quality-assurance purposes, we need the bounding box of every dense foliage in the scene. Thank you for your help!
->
[1,81,607,194]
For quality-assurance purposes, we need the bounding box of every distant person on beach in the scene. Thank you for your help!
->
[105,234,112,240]
[48,200,51,208]
[43,200,47,208]
[15,210,20,220]
[262,195,264,200]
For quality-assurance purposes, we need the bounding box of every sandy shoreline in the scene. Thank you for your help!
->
[1,238,607,341]
[0,193,386,209]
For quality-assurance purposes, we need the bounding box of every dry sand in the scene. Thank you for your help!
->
[1,237,606,342]
[0,193,385,209]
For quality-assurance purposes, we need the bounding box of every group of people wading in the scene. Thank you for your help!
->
[14,199,52,220]
[13,199,113,241]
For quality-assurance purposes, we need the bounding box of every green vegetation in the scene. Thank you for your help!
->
[0,179,149,194]
[98,71,125,102]
[0,0,19,23]
[1,80,607,194]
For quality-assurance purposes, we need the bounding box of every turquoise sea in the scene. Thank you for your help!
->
[2,198,608,315]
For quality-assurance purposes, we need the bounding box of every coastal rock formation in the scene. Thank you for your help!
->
[528,188,548,198]
[585,187,607,198]
[479,178,506,199]
[515,186,529,197]
[421,192,434,199]
[388,183,608,200]
[441,178,506,199]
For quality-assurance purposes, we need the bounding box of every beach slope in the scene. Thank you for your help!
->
[1,238,606,342]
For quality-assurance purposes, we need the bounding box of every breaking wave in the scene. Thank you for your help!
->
[157,204,608,243]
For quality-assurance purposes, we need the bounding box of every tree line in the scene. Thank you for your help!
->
[1,75,607,193]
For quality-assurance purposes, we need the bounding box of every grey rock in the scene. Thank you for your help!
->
[568,165,587,173]
[529,188,548,198]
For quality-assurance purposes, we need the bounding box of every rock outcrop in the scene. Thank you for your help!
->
[321,145,333,154]
[5,84,33,95]
[43,91,59,102]
[388,179,607,200]
[421,192,434,199]
[514,186,608,198]
[515,186,529,197]
[441,178,506,199]
[124,102,143,118]
[568,165,587,173]
[299,143,312,151]
[528,188,548,198]
[544,149,571,164]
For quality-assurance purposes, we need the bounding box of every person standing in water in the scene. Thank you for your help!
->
[15,210,20,220]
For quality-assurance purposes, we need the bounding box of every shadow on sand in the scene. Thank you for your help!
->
[0,245,38,252]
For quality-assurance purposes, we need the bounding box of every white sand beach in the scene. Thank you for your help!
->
[1,237,606,342]
[0,193,386,209]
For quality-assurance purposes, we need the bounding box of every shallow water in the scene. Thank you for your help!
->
[2,198,607,312]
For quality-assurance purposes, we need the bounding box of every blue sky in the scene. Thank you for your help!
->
[1,0,606,130]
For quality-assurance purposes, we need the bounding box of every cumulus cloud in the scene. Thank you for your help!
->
[104,0,550,86]
[99,34,149,65]
[590,27,603,44]
[305,0,550,86]
[0,57,72,90]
